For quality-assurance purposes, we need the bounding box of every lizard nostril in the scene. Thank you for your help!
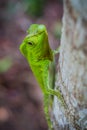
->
[38,25,46,32]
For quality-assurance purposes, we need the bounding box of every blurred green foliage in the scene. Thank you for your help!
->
[0,57,12,73]
[23,0,45,17]
[2,0,46,20]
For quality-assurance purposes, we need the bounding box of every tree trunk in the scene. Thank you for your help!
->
[52,0,87,130]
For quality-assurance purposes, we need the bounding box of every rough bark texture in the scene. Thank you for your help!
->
[52,0,87,130]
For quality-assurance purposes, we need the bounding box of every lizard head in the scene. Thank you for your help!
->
[19,24,53,61]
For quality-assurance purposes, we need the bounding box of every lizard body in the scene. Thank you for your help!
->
[19,24,66,130]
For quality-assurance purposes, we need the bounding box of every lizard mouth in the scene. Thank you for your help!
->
[19,42,27,57]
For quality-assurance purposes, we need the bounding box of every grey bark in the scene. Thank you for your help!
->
[52,0,87,130]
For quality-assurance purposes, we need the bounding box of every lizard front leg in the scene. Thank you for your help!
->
[53,46,60,55]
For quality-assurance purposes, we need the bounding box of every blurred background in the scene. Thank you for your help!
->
[0,0,63,130]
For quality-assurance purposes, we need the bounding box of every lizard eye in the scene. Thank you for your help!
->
[27,42,33,45]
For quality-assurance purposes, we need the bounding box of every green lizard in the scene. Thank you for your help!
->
[19,24,66,130]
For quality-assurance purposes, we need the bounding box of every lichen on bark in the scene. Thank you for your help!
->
[52,0,87,130]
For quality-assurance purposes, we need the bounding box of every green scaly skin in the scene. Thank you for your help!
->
[19,24,66,130]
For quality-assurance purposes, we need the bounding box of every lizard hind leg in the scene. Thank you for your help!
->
[43,94,53,130]
[47,88,67,108]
